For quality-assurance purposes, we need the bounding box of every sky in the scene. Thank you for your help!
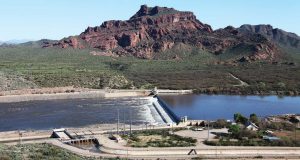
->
[0,0,299,41]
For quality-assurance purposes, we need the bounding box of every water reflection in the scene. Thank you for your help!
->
[161,94,300,120]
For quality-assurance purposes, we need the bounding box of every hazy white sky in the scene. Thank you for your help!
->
[0,0,299,41]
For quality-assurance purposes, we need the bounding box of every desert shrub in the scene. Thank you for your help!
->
[267,122,295,131]
[236,129,258,139]
[212,119,229,128]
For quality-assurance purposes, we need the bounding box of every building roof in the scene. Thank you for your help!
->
[246,121,259,129]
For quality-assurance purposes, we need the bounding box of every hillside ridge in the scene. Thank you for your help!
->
[39,5,299,61]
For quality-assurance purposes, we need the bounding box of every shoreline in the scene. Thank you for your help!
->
[0,88,193,103]
[194,88,300,96]
[0,89,147,103]
[0,88,299,103]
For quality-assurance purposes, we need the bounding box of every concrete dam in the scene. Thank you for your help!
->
[150,96,180,125]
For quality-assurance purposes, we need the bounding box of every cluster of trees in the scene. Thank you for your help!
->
[233,113,259,125]
[206,113,300,147]
[228,113,260,139]
[203,113,259,130]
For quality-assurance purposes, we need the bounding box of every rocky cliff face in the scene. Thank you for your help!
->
[43,5,288,61]
[238,24,300,49]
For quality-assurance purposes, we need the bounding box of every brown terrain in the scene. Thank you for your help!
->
[42,5,300,62]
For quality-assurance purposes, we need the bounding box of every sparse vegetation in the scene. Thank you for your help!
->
[121,129,197,147]
[205,113,300,147]
[0,46,299,95]
[0,143,97,160]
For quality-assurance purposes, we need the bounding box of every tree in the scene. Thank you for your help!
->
[234,113,248,125]
[249,113,259,124]
[228,125,240,135]
[290,116,300,124]
[213,119,228,128]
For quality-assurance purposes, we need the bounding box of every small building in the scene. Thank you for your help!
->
[181,116,188,123]
[51,128,73,140]
[246,122,259,131]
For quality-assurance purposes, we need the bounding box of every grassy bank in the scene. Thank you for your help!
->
[0,143,97,160]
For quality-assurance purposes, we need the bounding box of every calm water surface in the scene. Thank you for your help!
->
[161,94,300,120]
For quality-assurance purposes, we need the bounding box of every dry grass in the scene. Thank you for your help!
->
[274,129,300,141]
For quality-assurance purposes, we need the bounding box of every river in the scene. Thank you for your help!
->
[161,94,300,120]
[0,97,164,131]
[0,95,299,131]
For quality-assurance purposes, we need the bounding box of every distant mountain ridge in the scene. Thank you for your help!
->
[18,5,300,62]
[0,39,34,45]
[238,24,300,50]
[20,39,58,47]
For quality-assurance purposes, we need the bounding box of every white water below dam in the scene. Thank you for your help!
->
[0,97,167,132]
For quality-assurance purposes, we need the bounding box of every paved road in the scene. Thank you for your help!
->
[3,127,300,159]
[5,134,300,159]
[96,133,300,158]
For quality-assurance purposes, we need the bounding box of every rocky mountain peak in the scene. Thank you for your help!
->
[239,24,274,36]
[42,5,297,61]
[238,24,300,49]
[130,5,182,19]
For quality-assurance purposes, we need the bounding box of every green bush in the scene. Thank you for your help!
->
[234,113,248,124]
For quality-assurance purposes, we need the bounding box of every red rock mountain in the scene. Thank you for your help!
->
[43,5,289,61]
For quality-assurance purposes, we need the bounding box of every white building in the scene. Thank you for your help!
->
[246,122,259,131]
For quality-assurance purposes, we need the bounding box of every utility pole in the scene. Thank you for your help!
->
[207,120,210,140]
[117,109,119,135]
[145,123,148,130]
[18,131,22,145]
[123,110,126,135]
[130,110,132,135]
[295,123,297,141]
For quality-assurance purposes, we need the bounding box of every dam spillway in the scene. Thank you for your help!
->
[150,96,180,125]
[0,97,166,131]
[0,95,182,132]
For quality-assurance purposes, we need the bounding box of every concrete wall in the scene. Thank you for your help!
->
[0,91,106,103]
[0,90,149,103]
